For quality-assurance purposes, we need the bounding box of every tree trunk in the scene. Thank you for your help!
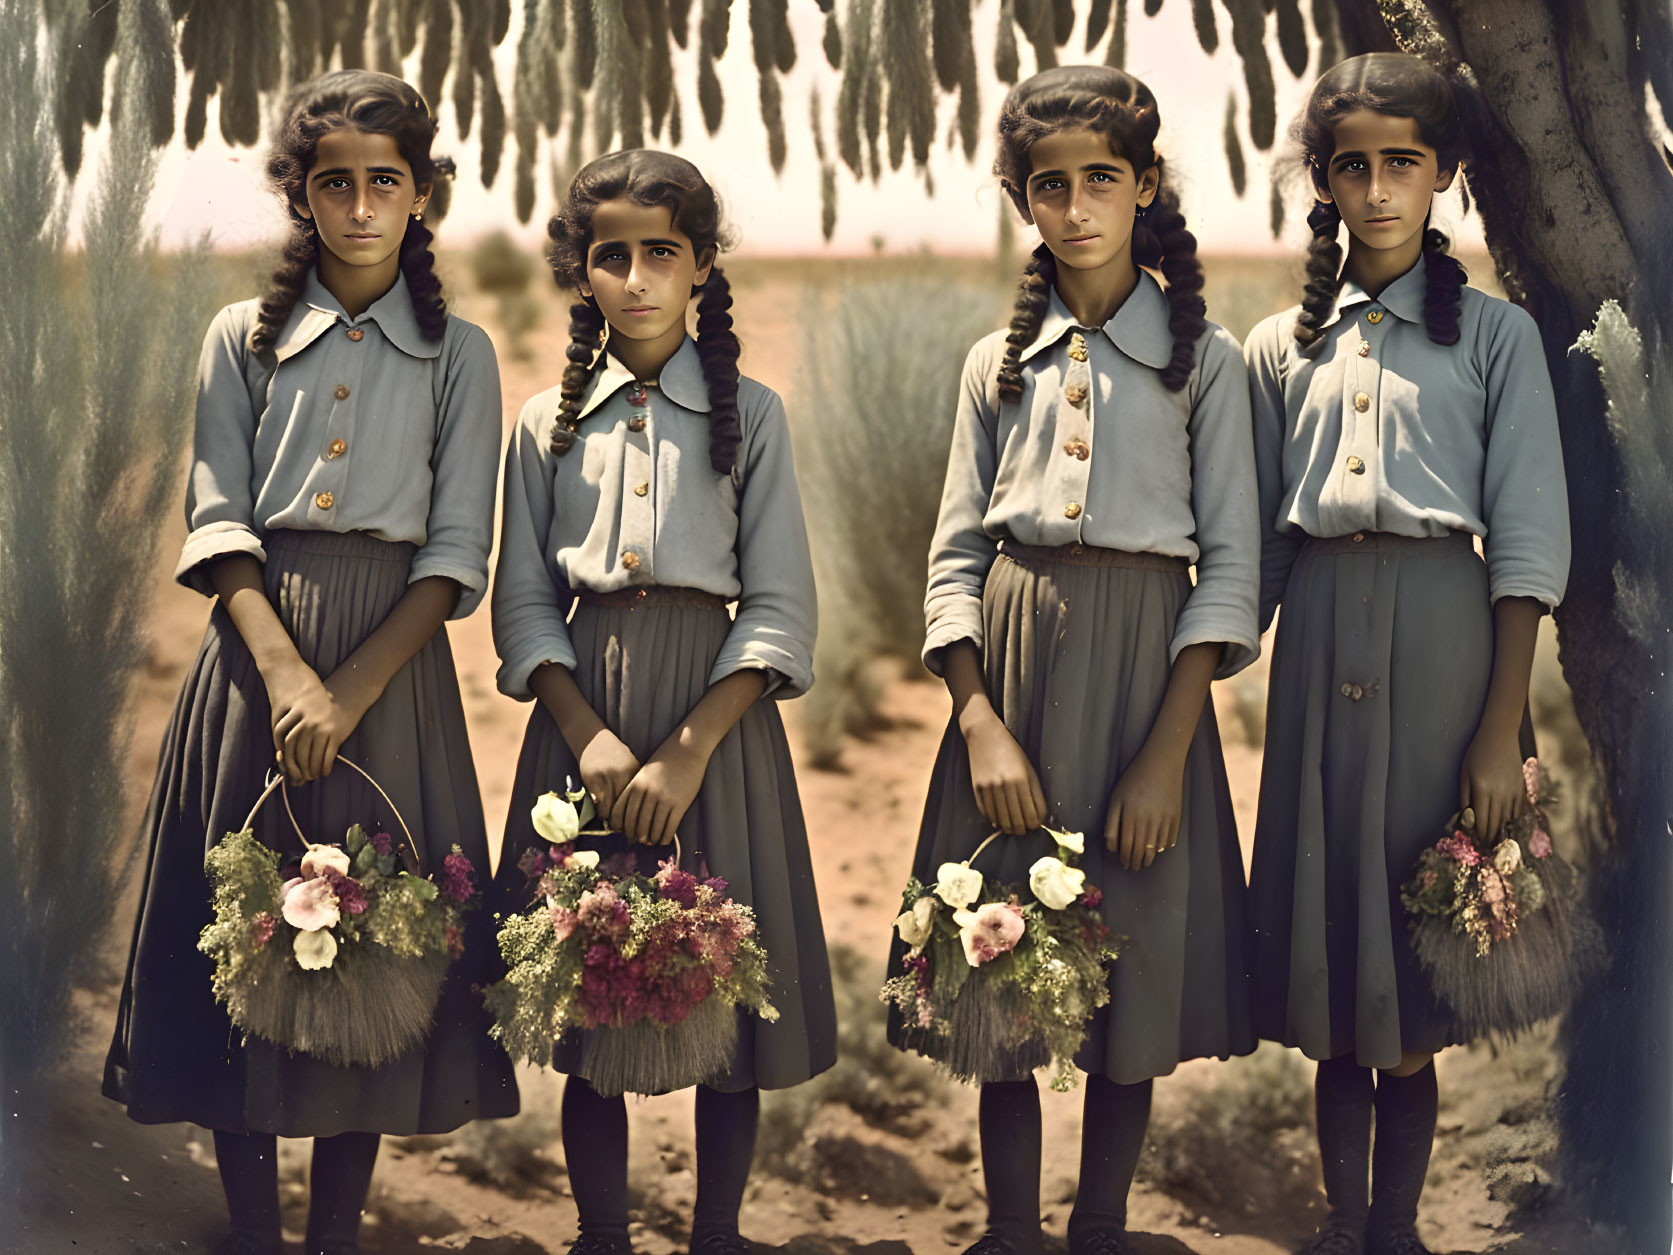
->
[1337,1,1673,1247]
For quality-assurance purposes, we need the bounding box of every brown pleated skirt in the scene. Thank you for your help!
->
[488,591,837,1093]
[1249,531,1496,1067]
[103,530,519,1136]
[888,544,1256,1085]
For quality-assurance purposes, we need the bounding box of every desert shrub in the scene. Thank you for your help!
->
[789,278,1004,768]
[470,229,543,359]
[0,0,214,1178]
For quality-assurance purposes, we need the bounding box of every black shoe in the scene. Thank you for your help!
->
[1297,1218,1366,1255]
[690,1233,755,1255]
[960,1237,1023,1255]
[1366,1229,1431,1255]
[1070,1228,1135,1255]
[214,1234,281,1255]
[568,1237,634,1255]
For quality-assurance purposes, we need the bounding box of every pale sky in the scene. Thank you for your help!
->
[128,0,1484,258]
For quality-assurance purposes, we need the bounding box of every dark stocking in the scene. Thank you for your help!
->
[304,1130,381,1254]
[563,1076,632,1244]
[1368,1063,1438,1237]
[977,1078,1044,1253]
[1315,1054,1375,1226]
[1067,1074,1153,1241]
[213,1129,281,1241]
[691,1085,760,1242]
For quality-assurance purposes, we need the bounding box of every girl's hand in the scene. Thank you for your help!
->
[609,740,708,846]
[1460,726,1527,842]
[577,729,643,823]
[1103,749,1185,871]
[962,711,1047,836]
[269,665,368,784]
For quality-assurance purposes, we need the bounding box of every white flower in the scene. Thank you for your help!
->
[1492,839,1523,876]
[934,862,984,910]
[299,845,351,879]
[293,927,338,971]
[895,896,938,949]
[1028,856,1086,910]
[1049,827,1086,856]
[531,791,581,844]
[564,849,601,871]
[564,777,598,829]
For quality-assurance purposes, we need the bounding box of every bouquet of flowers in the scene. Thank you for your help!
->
[1401,757,1603,1038]
[199,763,476,1067]
[881,825,1118,1091]
[484,782,778,1097]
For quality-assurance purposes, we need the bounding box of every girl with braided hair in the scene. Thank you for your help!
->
[1246,53,1570,1255]
[488,149,835,1255]
[103,70,516,1255]
[888,66,1260,1255]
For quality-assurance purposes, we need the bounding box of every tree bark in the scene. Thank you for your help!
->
[1337,1,1673,1247]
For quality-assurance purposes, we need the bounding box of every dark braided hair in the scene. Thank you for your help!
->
[250,70,454,354]
[545,150,741,472]
[993,65,1207,397]
[1293,52,1470,349]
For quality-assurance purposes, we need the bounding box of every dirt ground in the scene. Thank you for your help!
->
[7,259,1611,1255]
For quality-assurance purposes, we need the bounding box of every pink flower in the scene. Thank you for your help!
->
[601,852,639,880]
[577,884,630,939]
[1479,867,1506,905]
[1437,832,1481,867]
[369,831,394,856]
[440,850,477,904]
[1419,868,1439,890]
[550,905,579,942]
[320,868,368,916]
[444,922,464,959]
[1522,757,1541,805]
[280,875,340,931]
[250,911,277,948]
[1080,885,1104,909]
[1529,825,1553,859]
[702,875,729,896]
[517,847,549,880]
[954,901,1027,967]
[655,860,700,909]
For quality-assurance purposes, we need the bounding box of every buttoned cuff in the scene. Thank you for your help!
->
[1169,608,1260,680]
[409,553,489,619]
[922,613,984,677]
[496,634,580,700]
[176,522,267,597]
[710,644,811,701]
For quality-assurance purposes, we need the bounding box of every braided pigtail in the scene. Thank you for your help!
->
[694,266,742,475]
[1294,200,1344,349]
[250,228,315,354]
[548,298,606,455]
[996,243,1058,403]
[397,216,449,341]
[1131,170,1206,392]
[1421,220,1467,346]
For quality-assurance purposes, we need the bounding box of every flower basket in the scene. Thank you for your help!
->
[881,826,1119,1091]
[198,759,477,1068]
[1401,758,1605,1039]
[485,784,778,1098]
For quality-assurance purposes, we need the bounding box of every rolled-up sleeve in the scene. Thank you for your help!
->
[492,400,578,698]
[410,322,502,617]
[1479,306,1570,608]
[1172,327,1261,677]
[1245,315,1304,633]
[922,342,1001,676]
[175,304,267,595]
[710,392,818,699]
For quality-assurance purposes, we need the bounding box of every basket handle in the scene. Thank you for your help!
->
[241,757,423,876]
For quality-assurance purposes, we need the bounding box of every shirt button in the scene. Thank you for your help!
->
[1367,309,1385,324]
[314,491,334,510]
[334,384,350,400]
[1067,332,1089,362]
[1064,501,1082,520]
[325,438,347,460]
[627,416,646,433]
[1347,456,1366,474]
[620,550,641,571]
[1063,438,1089,460]
[633,482,648,497]
[1353,392,1370,412]
[346,328,364,342]
[1352,531,1366,543]
[1357,341,1370,357]
[1063,381,1089,407]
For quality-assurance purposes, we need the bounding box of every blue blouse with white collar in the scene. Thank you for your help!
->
[924,268,1262,679]
[175,272,503,617]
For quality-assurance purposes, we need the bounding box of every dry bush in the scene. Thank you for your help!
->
[470,229,543,359]
[788,278,1004,768]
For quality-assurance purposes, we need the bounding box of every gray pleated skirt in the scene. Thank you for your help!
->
[103,529,520,1136]
[1249,531,1496,1067]
[888,543,1256,1085]
[488,590,837,1093]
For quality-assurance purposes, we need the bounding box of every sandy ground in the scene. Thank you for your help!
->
[8,259,1609,1255]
